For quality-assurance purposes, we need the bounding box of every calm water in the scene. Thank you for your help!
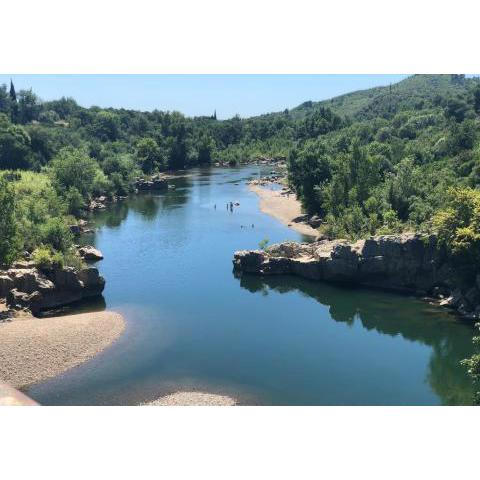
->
[27,166,475,405]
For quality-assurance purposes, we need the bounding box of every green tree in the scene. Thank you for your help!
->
[0,114,32,169]
[91,111,120,141]
[136,137,161,174]
[49,147,101,198]
[433,187,480,266]
[17,89,41,124]
[0,176,18,265]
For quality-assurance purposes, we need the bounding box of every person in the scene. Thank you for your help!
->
[214,204,216,210]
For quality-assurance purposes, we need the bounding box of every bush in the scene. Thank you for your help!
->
[433,187,480,265]
[39,217,73,253]
[258,238,270,250]
[0,176,19,265]
[65,186,85,215]
[32,245,64,270]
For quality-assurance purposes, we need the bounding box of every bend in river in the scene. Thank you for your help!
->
[26,166,475,405]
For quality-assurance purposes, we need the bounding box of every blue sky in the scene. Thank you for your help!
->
[0,74,409,119]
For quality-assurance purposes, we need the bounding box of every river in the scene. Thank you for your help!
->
[26,166,475,405]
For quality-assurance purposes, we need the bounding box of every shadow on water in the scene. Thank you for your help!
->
[237,273,476,405]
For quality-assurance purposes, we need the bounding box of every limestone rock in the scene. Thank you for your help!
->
[78,246,104,262]
[232,233,480,318]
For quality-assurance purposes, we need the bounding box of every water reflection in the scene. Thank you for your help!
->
[237,274,475,405]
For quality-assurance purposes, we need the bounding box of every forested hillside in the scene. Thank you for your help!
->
[2,74,480,271]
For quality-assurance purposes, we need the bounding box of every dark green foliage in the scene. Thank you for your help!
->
[286,75,480,240]
[136,137,162,173]
[0,176,18,265]
[0,114,33,169]
[39,217,73,252]
[49,147,102,198]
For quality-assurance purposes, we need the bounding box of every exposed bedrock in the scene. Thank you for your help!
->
[233,234,480,319]
[1,266,105,315]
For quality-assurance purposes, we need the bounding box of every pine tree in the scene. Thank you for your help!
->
[213,109,217,120]
[9,79,18,122]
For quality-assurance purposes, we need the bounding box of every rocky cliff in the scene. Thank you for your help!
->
[0,264,105,316]
[233,234,480,320]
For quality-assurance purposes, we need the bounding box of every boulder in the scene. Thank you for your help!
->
[135,175,168,191]
[78,246,104,262]
[291,214,310,224]
[0,275,14,298]
[233,250,266,273]
[50,267,83,291]
[7,269,55,295]
[2,264,105,314]
[6,289,43,314]
[308,215,322,228]
[78,267,105,296]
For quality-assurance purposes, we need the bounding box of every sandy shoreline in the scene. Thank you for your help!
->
[143,391,237,406]
[0,311,125,390]
[249,183,318,237]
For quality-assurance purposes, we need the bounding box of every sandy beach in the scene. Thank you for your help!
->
[249,183,318,237]
[0,311,125,389]
[143,391,237,406]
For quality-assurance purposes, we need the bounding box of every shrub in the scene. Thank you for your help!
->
[32,245,64,270]
[39,217,73,253]
[0,176,19,265]
[258,238,270,250]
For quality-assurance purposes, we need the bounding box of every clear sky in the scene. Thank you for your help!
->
[0,74,410,119]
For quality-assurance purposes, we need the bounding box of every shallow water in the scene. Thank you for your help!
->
[27,166,475,405]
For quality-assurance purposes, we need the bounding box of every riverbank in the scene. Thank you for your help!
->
[143,391,237,406]
[249,183,318,237]
[0,311,125,389]
[233,235,480,321]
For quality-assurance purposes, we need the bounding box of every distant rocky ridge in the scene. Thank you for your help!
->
[233,234,480,320]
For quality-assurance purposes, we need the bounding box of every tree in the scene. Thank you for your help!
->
[0,114,33,169]
[9,80,18,123]
[90,111,120,141]
[0,176,18,265]
[433,187,480,267]
[0,84,10,115]
[49,147,101,198]
[473,85,480,115]
[17,89,41,124]
[444,96,469,122]
[288,140,332,214]
[197,135,215,164]
[136,137,161,174]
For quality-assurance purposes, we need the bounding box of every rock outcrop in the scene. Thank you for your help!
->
[233,234,480,320]
[78,245,104,262]
[1,265,105,315]
[135,174,168,191]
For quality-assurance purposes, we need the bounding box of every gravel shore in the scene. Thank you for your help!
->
[249,183,318,237]
[144,391,237,406]
[0,311,125,389]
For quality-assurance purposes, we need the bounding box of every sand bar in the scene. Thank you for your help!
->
[144,391,236,406]
[249,184,318,237]
[0,311,125,390]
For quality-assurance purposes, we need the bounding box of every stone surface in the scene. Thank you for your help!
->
[1,265,105,315]
[135,174,168,191]
[78,245,104,262]
[233,233,480,319]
